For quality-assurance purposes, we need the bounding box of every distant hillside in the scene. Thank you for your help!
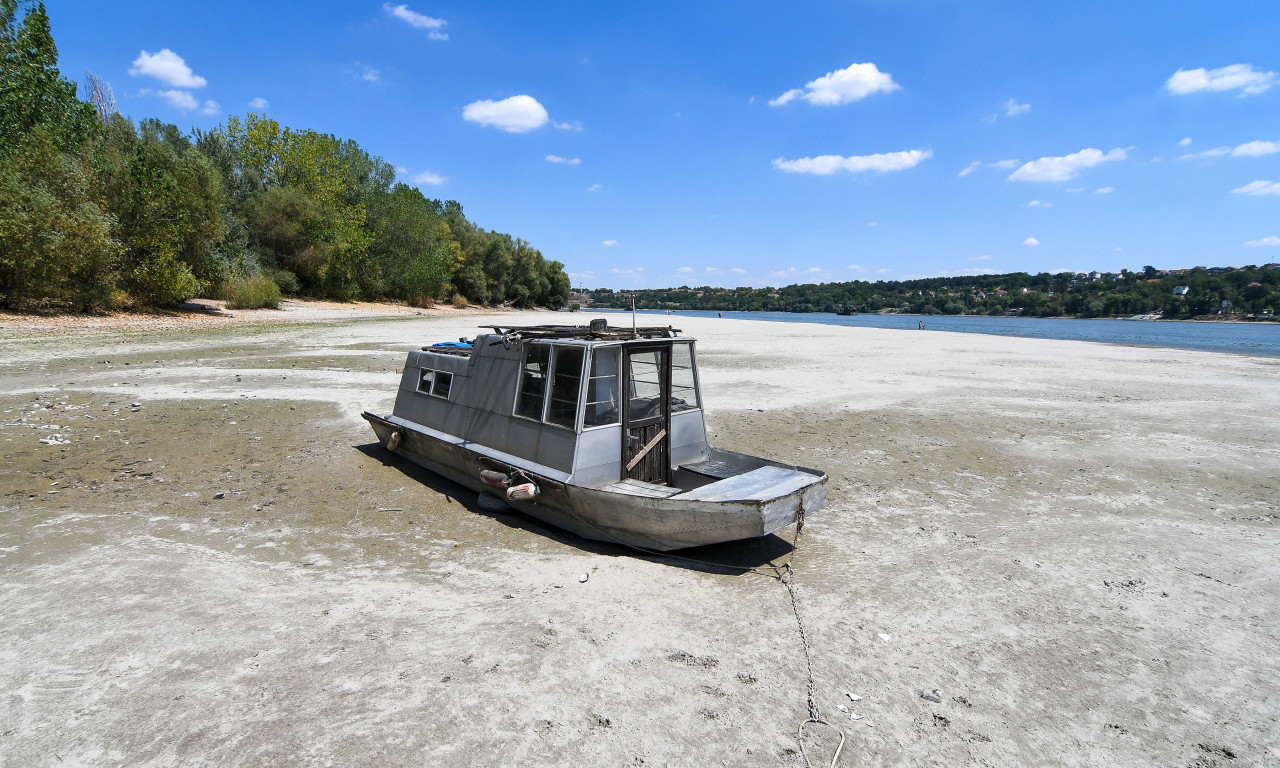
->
[580,265,1280,320]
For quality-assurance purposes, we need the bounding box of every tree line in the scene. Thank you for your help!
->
[0,1,571,311]
[584,265,1280,319]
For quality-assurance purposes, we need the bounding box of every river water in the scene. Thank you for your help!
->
[598,309,1280,358]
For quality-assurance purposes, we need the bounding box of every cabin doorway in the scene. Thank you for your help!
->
[622,344,671,484]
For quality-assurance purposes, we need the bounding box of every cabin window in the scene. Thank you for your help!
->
[516,343,550,420]
[417,368,452,399]
[431,371,452,399]
[671,342,700,411]
[627,349,663,418]
[547,346,585,428]
[584,347,620,427]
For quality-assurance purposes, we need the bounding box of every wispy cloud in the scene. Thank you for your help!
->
[1028,200,1052,207]
[383,3,448,40]
[1166,64,1277,97]
[958,161,981,177]
[985,98,1030,122]
[546,155,581,165]
[586,183,602,193]
[412,170,447,186]
[602,240,620,246]
[1009,147,1127,182]
[554,120,584,132]
[140,88,198,111]
[1233,180,1280,195]
[346,64,380,83]
[676,267,695,275]
[969,254,993,261]
[1095,186,1114,194]
[1023,237,1040,246]
[130,49,206,88]
[847,264,867,272]
[730,267,746,275]
[960,159,1019,176]
[1179,137,1193,147]
[769,62,899,107]
[773,149,931,175]
[249,97,269,109]
[199,100,220,116]
[1245,236,1280,246]
[462,95,548,132]
[1180,139,1280,160]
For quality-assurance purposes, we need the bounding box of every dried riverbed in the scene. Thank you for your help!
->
[2,309,1277,766]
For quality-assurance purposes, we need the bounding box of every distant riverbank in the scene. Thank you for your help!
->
[596,308,1280,357]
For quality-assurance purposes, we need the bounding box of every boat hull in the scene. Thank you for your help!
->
[362,412,826,551]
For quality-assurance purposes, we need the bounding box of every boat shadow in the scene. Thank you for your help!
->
[354,442,794,575]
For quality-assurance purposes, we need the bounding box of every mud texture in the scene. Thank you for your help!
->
[2,310,1277,767]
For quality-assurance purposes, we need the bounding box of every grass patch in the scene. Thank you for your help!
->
[224,274,283,310]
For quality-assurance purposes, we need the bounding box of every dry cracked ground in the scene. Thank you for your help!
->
[1,310,1277,767]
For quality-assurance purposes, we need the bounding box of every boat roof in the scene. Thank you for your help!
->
[486,323,683,342]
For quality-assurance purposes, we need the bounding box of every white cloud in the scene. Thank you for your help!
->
[602,240,620,246]
[412,170,447,186]
[876,268,893,275]
[986,98,1030,121]
[1166,64,1277,96]
[130,49,207,88]
[769,62,899,107]
[200,100,220,115]
[807,267,823,273]
[1009,147,1127,182]
[1066,187,1084,193]
[141,88,198,111]
[969,254,993,261]
[1095,186,1114,194]
[958,161,981,177]
[462,95,548,133]
[1028,200,1051,207]
[554,120,584,132]
[249,97,269,109]
[772,149,931,175]
[866,221,878,227]
[730,267,746,275]
[1233,180,1280,195]
[395,166,408,174]
[1023,237,1040,246]
[847,264,867,272]
[676,267,695,275]
[347,64,380,83]
[383,3,447,39]
[990,159,1019,170]
[705,267,721,273]
[610,267,644,284]
[1245,236,1280,246]
[1233,140,1280,157]
[546,155,581,165]
[586,183,602,193]
[1179,137,1193,147]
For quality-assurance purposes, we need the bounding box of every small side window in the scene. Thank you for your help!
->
[671,342,700,411]
[584,347,620,427]
[417,369,435,393]
[547,346,584,428]
[431,371,452,399]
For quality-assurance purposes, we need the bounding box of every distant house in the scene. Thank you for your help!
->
[1088,271,1102,281]
[1173,285,1190,295]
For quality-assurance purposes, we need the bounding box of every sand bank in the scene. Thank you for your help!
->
[1,310,1277,766]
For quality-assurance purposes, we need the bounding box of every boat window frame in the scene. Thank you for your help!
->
[416,367,454,400]
[582,344,622,431]
[514,341,552,423]
[546,344,586,431]
[670,340,701,412]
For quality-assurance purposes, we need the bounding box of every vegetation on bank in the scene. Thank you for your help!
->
[585,265,1280,320]
[0,1,571,312]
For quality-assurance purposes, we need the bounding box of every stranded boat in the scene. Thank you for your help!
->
[362,321,827,551]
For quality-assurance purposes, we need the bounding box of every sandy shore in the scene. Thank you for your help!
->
[1,309,1277,766]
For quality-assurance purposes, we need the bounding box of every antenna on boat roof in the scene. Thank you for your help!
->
[631,294,636,333]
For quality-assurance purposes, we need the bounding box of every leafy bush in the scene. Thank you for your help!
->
[224,273,281,309]
[269,267,299,295]
[451,294,468,309]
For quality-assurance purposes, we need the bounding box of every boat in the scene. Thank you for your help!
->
[362,320,827,551]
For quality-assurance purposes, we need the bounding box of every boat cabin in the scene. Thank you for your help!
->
[390,322,711,490]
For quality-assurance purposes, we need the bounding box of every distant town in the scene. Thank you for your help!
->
[575,264,1280,320]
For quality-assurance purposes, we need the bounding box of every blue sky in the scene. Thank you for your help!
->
[48,0,1280,289]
